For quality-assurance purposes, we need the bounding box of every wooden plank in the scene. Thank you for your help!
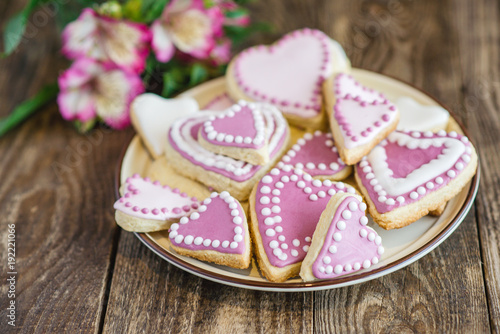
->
[310,0,491,332]
[452,0,500,332]
[102,232,313,333]
[0,2,130,332]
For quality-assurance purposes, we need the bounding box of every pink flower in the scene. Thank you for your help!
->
[57,59,144,129]
[151,0,224,62]
[62,8,150,73]
[210,39,232,65]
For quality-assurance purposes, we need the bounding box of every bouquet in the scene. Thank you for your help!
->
[1,0,263,134]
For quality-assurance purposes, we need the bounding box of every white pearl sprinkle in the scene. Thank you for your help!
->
[194,237,203,245]
[304,187,312,194]
[260,186,271,194]
[337,221,346,230]
[323,256,331,264]
[297,181,306,188]
[222,241,229,248]
[417,186,426,195]
[291,250,299,257]
[212,240,220,248]
[329,245,337,253]
[344,264,352,272]
[359,203,367,211]
[368,232,376,241]
[435,177,444,184]
[293,239,300,247]
[269,240,279,248]
[360,229,368,237]
[360,216,368,225]
[261,208,271,216]
[262,175,273,183]
[275,226,283,233]
[342,210,351,219]
[325,266,333,274]
[233,216,242,224]
[180,217,189,224]
[266,229,275,237]
[363,260,371,269]
[309,194,318,201]
[305,236,311,242]
[447,170,456,178]
[260,196,270,204]
[333,232,342,241]
[334,265,343,274]
[410,192,418,199]
[303,245,309,252]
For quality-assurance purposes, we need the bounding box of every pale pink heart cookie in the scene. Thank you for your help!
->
[227,28,351,129]
[355,130,478,229]
[324,73,400,165]
[198,101,270,165]
[300,193,383,281]
[168,191,251,269]
[333,73,387,103]
[279,130,351,180]
[165,105,290,200]
[114,174,199,232]
[249,165,357,282]
[202,93,235,111]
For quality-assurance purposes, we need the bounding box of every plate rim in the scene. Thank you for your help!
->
[114,68,480,291]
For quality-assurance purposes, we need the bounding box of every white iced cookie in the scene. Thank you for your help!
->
[396,96,450,132]
[131,93,199,159]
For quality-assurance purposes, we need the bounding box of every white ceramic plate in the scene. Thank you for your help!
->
[117,69,479,292]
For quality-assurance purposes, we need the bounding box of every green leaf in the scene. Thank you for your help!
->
[189,64,208,87]
[142,0,169,23]
[225,8,248,19]
[1,0,49,57]
[162,72,179,97]
[0,83,59,137]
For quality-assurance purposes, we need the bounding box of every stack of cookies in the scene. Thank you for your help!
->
[113,28,478,282]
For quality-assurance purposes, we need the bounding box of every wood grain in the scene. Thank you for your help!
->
[102,232,313,333]
[452,0,500,332]
[0,1,132,333]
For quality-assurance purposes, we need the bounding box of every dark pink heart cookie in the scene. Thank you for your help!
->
[253,166,357,268]
[279,130,348,178]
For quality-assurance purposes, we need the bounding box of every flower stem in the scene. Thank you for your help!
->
[0,83,59,137]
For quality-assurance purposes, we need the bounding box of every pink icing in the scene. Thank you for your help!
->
[280,130,347,177]
[333,96,398,149]
[311,196,383,279]
[202,93,235,111]
[356,130,474,213]
[113,174,198,220]
[168,106,289,182]
[199,101,266,149]
[233,28,335,118]
[254,166,357,268]
[168,192,247,254]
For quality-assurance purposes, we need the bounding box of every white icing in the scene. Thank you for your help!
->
[131,93,199,157]
[396,97,450,131]
[169,103,287,178]
[367,132,467,195]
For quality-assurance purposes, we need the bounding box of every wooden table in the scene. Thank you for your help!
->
[1,0,499,332]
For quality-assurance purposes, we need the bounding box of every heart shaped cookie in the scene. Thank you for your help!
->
[355,130,478,229]
[114,174,199,232]
[227,28,351,129]
[166,104,289,200]
[279,130,351,180]
[324,73,400,165]
[168,191,251,269]
[198,101,270,165]
[396,96,450,132]
[300,193,383,281]
[131,93,199,159]
[249,166,357,282]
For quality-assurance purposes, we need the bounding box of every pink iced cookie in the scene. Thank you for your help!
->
[114,174,199,232]
[324,73,400,165]
[300,193,383,281]
[165,105,289,200]
[168,191,251,269]
[198,101,270,165]
[279,130,351,180]
[355,130,478,229]
[203,93,235,111]
[227,28,351,129]
[249,166,357,282]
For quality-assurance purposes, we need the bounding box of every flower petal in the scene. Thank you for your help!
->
[94,68,144,129]
[57,88,96,122]
[61,8,150,73]
[151,20,175,62]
